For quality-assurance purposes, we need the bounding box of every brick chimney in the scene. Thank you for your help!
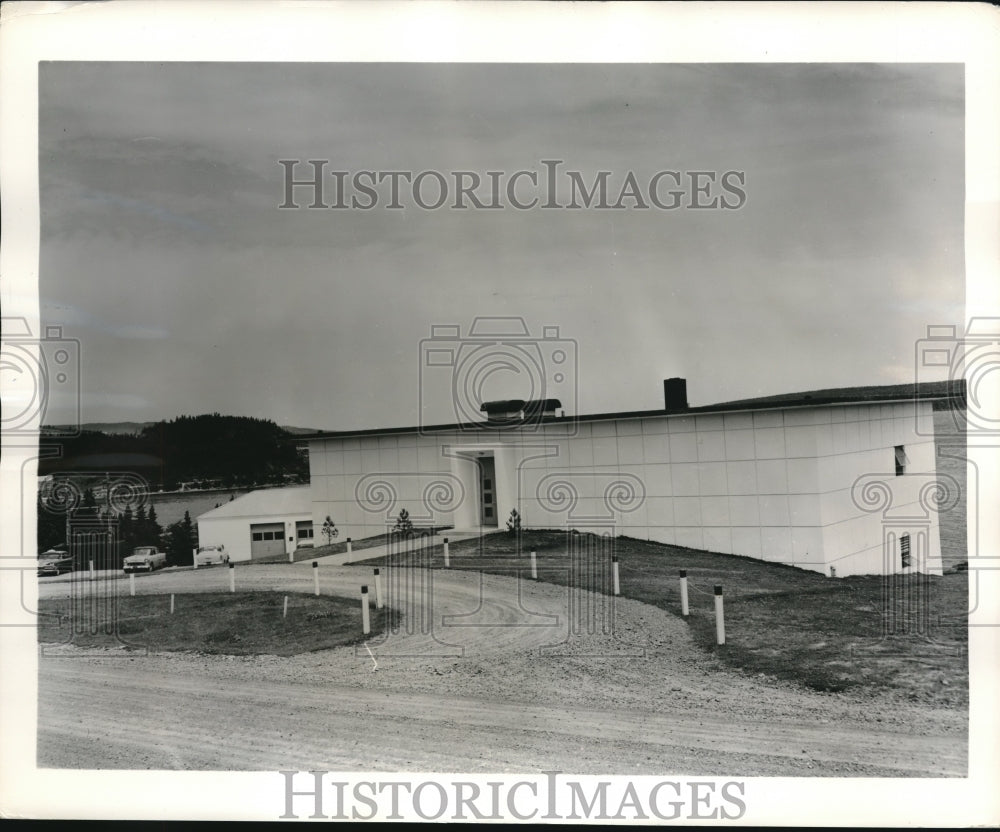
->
[664,378,688,411]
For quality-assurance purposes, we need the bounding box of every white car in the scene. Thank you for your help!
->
[195,544,230,566]
[123,546,167,573]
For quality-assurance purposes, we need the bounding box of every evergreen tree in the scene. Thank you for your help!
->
[120,505,135,552]
[165,510,196,566]
[36,496,66,552]
[131,503,160,546]
[147,504,161,542]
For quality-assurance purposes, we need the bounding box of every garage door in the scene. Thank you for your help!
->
[250,522,286,559]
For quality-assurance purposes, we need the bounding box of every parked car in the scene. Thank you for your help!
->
[195,544,230,566]
[123,546,167,573]
[37,548,73,577]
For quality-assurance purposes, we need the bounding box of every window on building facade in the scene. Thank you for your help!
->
[894,445,908,476]
[253,530,281,541]
[900,533,911,569]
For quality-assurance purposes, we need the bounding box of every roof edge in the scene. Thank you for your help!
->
[299,390,956,442]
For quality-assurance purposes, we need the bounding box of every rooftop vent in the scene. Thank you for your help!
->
[480,400,526,422]
[522,399,562,419]
[664,378,688,411]
[480,398,563,423]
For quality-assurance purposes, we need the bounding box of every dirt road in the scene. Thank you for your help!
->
[37,564,966,775]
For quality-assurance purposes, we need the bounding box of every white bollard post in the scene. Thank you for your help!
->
[530,550,537,580]
[346,538,352,557]
[443,537,450,568]
[361,585,371,635]
[679,570,689,617]
[229,562,235,593]
[312,561,320,596]
[129,573,135,597]
[192,547,198,569]
[612,554,620,596]
[288,548,294,564]
[714,585,725,645]
[89,560,95,581]
[170,594,175,614]
[373,568,383,609]
[283,596,288,618]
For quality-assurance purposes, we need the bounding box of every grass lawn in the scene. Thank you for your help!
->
[38,592,396,656]
[352,530,968,705]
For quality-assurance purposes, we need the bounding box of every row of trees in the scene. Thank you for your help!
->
[117,503,163,553]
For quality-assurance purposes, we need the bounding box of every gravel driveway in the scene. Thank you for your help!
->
[37,563,966,775]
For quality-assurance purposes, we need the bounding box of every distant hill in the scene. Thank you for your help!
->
[38,414,309,489]
[44,420,323,436]
[46,421,154,436]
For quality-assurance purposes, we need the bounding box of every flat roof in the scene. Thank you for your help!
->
[298,381,961,442]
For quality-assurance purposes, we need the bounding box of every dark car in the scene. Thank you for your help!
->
[37,548,74,577]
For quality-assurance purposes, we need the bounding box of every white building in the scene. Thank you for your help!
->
[196,485,313,563]
[304,379,946,577]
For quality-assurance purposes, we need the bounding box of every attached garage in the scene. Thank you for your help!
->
[196,486,312,564]
[250,522,286,560]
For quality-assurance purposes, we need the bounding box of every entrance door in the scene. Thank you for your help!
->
[250,522,286,559]
[478,457,498,527]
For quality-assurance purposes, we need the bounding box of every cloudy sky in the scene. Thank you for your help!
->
[38,62,964,431]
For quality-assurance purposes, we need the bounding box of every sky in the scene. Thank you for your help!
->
[37,62,964,432]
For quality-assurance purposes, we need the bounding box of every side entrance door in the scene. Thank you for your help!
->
[479,457,498,527]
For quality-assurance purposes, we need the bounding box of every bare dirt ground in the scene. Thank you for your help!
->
[37,563,965,776]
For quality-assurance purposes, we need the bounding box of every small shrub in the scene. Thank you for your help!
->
[321,516,339,545]
[506,508,522,535]
[393,508,414,538]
